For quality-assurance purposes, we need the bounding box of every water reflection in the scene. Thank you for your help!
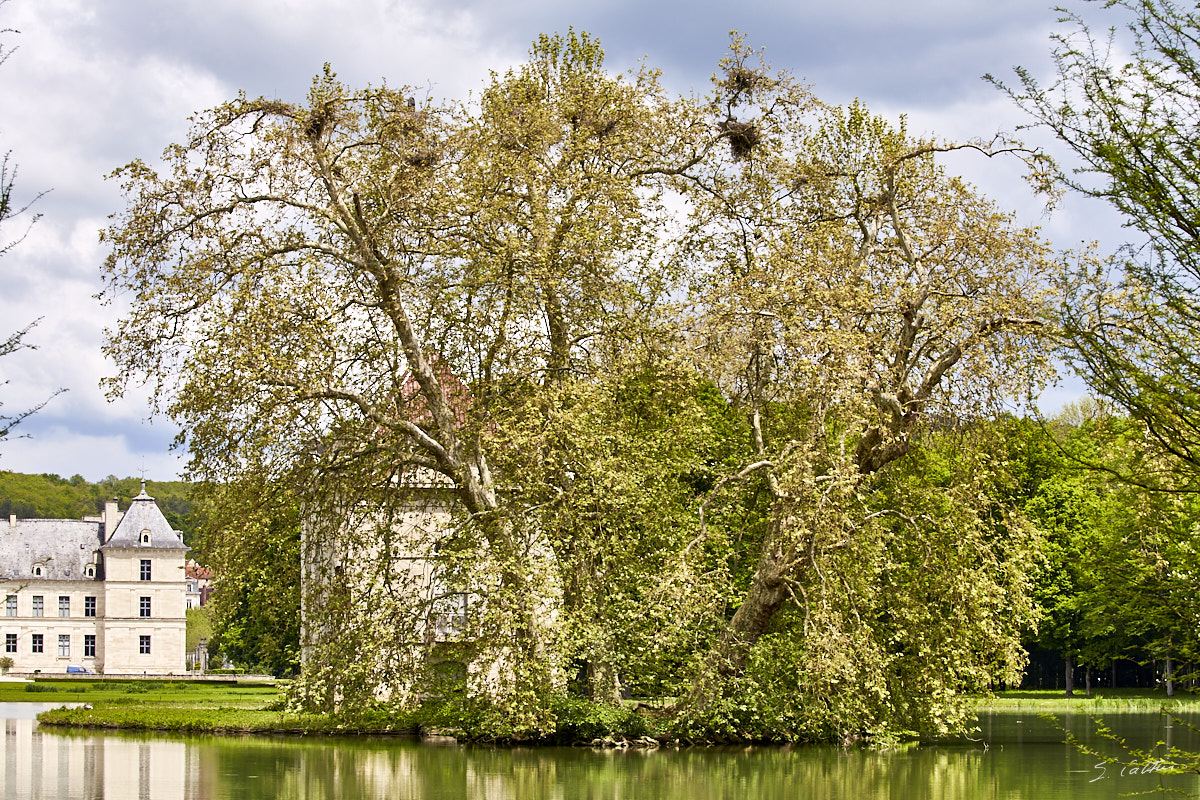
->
[2,710,1199,799]
[3,716,190,800]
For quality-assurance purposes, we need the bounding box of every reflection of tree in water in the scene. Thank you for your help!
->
[173,734,1144,799]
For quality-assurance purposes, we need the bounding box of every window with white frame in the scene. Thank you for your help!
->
[4,633,15,653]
[139,596,151,618]
[58,635,69,658]
[31,596,42,617]
[139,635,151,655]
[58,596,69,617]
[31,634,42,654]
[139,559,151,581]
[4,595,14,616]
[84,634,95,658]
[84,596,96,617]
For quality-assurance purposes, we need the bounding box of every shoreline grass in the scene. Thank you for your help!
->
[11,680,1200,742]
[975,689,1200,714]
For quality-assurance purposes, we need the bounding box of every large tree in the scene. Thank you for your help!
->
[101,34,704,728]
[104,34,1061,741]
[992,0,1200,482]
[669,45,1057,739]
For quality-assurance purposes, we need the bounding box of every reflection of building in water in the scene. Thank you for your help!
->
[0,716,189,800]
[0,484,188,674]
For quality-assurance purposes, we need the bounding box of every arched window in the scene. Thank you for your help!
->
[140,529,151,545]
[84,565,95,578]
[32,566,43,577]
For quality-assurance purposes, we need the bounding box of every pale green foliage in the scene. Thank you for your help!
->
[101,33,698,732]
[668,40,1057,739]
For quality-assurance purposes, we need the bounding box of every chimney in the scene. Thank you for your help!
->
[8,514,15,528]
[104,498,120,540]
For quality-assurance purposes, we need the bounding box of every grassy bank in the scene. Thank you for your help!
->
[11,679,664,741]
[3,679,346,735]
[18,681,1200,742]
[975,689,1200,713]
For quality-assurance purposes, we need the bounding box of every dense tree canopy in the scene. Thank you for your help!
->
[0,471,197,540]
[1008,405,1200,693]
[661,45,1057,739]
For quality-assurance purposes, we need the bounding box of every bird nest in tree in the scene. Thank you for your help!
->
[717,119,761,160]
[405,149,438,169]
[726,67,766,97]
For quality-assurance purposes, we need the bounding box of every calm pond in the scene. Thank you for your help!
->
[3,703,1200,799]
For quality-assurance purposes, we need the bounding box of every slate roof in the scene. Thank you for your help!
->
[101,485,188,551]
[0,519,103,581]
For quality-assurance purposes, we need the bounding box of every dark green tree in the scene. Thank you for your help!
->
[194,477,301,677]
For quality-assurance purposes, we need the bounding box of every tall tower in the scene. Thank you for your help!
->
[99,483,189,674]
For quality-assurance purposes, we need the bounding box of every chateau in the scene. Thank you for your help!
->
[0,484,188,674]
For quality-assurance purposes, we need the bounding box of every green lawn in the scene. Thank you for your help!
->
[16,680,1200,740]
[0,677,279,707]
[0,678,338,734]
[976,689,1200,713]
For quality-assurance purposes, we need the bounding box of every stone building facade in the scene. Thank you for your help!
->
[0,484,188,674]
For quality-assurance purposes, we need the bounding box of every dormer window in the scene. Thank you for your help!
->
[140,529,152,545]
[32,566,43,577]
[84,565,96,578]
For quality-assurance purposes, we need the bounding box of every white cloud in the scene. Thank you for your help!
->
[0,425,182,483]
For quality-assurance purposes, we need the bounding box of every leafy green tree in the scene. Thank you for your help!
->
[102,32,1065,742]
[993,0,1200,481]
[194,477,300,677]
[101,33,700,729]
[669,43,1058,738]
[1008,405,1200,694]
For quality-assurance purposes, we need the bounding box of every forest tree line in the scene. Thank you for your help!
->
[0,471,197,541]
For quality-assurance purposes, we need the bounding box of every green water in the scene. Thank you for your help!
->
[3,706,1199,799]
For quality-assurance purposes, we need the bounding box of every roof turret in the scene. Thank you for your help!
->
[101,483,188,551]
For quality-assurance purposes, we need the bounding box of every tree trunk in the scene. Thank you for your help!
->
[1166,654,1175,697]
[587,659,624,703]
[675,540,791,714]
[1065,656,1074,697]
[1085,667,1092,698]
[1112,660,1117,690]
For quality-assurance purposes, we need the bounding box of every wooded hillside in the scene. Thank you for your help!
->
[0,472,198,543]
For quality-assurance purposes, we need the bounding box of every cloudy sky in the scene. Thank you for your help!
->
[0,0,1126,481]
